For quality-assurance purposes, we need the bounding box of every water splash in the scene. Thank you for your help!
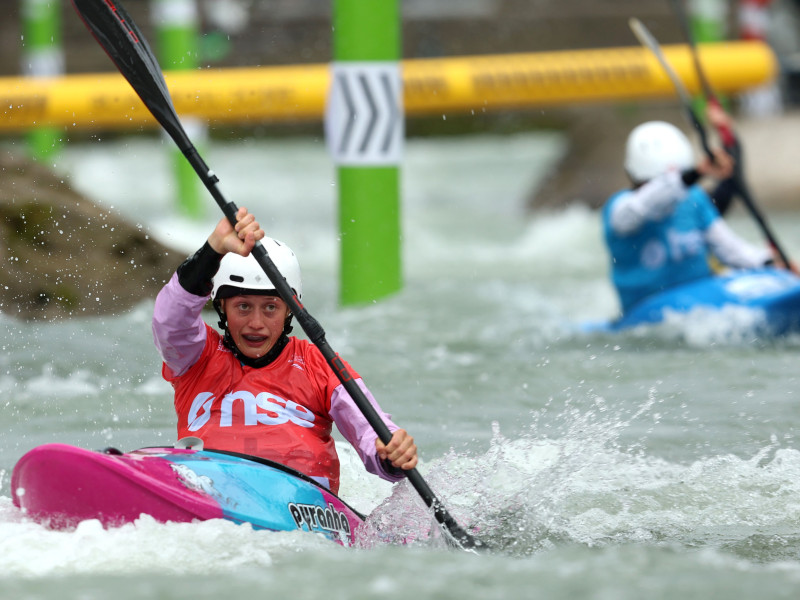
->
[364,395,800,560]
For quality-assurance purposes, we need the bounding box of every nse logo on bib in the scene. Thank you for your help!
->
[187,390,316,431]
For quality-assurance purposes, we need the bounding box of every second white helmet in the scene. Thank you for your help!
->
[212,237,302,301]
[624,121,694,183]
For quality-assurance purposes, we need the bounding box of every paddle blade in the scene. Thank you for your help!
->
[629,17,714,160]
[629,18,692,105]
[71,0,191,151]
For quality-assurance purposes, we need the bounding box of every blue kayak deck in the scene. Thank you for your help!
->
[586,268,800,335]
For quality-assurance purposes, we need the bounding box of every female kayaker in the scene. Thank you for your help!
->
[152,207,417,494]
[602,116,774,314]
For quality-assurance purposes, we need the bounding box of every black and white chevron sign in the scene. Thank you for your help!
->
[325,63,404,165]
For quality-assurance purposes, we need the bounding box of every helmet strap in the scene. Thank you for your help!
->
[283,313,294,336]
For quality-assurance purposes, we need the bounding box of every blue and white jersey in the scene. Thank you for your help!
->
[602,184,719,312]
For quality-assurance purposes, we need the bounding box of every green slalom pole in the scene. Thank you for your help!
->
[688,0,729,114]
[152,0,205,219]
[328,0,403,306]
[21,0,63,160]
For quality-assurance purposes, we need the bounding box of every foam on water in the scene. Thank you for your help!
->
[56,133,567,262]
[1,342,799,586]
[0,508,286,577]
[364,399,800,560]
[3,133,800,596]
[0,442,400,578]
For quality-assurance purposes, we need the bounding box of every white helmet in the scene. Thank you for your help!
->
[212,237,302,301]
[624,121,694,183]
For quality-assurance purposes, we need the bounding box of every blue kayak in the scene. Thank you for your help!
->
[584,267,800,336]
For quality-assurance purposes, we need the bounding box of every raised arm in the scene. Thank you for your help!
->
[152,207,265,376]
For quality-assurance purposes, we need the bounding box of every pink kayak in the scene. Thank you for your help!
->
[11,443,366,547]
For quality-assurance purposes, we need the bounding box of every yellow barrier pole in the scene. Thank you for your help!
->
[0,42,777,132]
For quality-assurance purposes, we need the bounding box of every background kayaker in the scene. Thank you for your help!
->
[601,116,775,315]
[152,206,418,494]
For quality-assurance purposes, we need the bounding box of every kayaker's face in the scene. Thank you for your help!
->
[220,294,290,359]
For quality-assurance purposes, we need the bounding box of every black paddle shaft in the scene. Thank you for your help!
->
[71,0,480,551]
[665,1,794,268]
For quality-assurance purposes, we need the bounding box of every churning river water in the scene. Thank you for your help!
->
[2,131,800,599]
